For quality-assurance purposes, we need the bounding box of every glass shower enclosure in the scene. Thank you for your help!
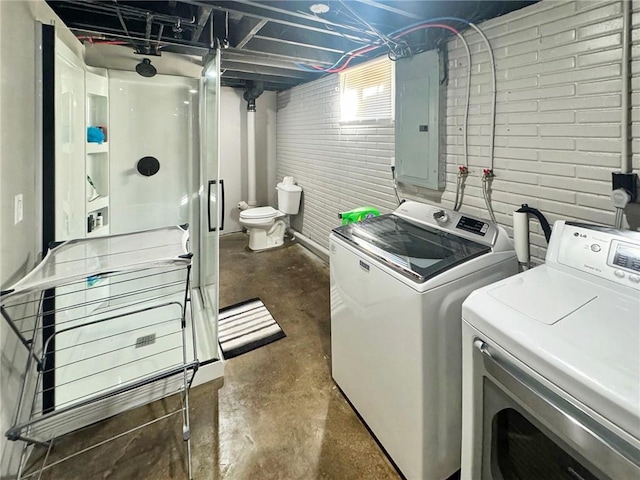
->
[45,27,223,427]
[198,52,222,334]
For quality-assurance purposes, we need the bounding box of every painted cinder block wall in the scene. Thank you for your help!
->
[276,0,640,260]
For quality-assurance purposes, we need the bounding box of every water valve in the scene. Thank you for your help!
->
[482,168,494,180]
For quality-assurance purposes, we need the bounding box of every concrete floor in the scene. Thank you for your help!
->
[24,233,400,480]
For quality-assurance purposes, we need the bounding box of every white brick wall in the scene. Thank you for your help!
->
[276,76,398,246]
[277,0,640,259]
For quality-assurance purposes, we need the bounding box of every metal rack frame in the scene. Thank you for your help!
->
[0,226,199,479]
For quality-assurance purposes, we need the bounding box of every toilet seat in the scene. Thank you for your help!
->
[240,206,283,221]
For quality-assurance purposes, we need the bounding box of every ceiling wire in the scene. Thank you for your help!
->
[296,22,459,74]
[112,0,137,51]
[338,0,401,52]
[306,7,372,47]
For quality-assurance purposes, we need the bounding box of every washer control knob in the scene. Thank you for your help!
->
[433,210,449,223]
[629,274,640,283]
[590,244,601,252]
[614,270,626,278]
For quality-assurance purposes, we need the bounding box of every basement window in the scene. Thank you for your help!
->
[340,57,394,123]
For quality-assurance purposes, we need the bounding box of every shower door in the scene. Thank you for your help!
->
[198,51,221,328]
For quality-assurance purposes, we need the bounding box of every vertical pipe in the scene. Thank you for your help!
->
[247,99,257,207]
[513,211,530,267]
[621,0,632,174]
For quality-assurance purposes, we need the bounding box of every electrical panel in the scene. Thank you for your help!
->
[395,50,444,190]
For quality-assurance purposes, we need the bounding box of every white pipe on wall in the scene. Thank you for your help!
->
[247,109,257,206]
[513,211,530,267]
[289,228,330,263]
[621,0,631,174]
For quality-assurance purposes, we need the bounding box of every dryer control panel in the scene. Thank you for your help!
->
[550,221,640,291]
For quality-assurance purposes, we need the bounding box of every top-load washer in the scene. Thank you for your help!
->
[461,221,640,480]
[329,201,518,480]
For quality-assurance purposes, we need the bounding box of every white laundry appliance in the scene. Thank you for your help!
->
[461,221,640,480]
[330,201,518,480]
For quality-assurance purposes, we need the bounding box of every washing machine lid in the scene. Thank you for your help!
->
[240,206,281,220]
[332,213,491,283]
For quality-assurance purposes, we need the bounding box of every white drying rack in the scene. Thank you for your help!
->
[0,225,199,479]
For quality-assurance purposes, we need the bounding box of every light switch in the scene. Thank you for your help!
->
[14,194,23,224]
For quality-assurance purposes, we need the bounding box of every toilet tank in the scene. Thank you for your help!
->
[277,177,302,215]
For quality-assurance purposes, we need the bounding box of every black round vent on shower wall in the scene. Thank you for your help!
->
[137,156,160,177]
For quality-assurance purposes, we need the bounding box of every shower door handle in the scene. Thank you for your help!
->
[207,179,225,232]
[219,179,225,231]
[207,180,216,232]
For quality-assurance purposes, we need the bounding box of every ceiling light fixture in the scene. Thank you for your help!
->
[310,3,330,14]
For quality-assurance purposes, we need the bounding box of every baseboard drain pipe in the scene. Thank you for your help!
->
[288,229,329,263]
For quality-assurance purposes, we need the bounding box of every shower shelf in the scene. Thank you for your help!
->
[85,70,110,238]
[86,142,108,154]
[86,195,108,210]
[0,225,199,479]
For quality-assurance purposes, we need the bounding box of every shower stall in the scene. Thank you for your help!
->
[39,25,223,440]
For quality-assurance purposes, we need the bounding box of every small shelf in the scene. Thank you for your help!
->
[86,224,109,237]
[85,70,110,241]
[86,142,108,154]
[86,151,109,199]
[87,195,109,211]
[87,206,109,236]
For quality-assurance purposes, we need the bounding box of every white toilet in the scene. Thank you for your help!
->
[239,177,302,251]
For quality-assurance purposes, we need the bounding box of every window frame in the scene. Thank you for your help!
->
[338,56,395,125]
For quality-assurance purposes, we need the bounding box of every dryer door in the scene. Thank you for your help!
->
[471,339,640,480]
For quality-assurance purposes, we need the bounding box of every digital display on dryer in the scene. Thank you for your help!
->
[456,216,488,236]
[613,244,640,272]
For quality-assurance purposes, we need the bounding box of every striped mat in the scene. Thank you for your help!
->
[218,298,286,359]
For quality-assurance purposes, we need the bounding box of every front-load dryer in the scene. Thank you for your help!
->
[329,201,518,480]
[461,221,640,480]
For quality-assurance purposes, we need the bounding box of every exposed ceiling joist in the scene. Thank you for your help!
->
[224,47,334,67]
[69,25,211,53]
[355,0,423,20]
[252,35,343,54]
[223,51,305,71]
[234,0,380,36]
[236,18,267,49]
[220,60,315,80]
[61,0,196,28]
[191,5,213,42]
[221,70,302,86]
[48,0,540,92]
[180,0,372,44]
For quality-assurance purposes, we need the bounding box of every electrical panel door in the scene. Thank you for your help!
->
[395,50,444,190]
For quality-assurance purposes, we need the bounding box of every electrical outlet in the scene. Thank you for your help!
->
[14,194,23,225]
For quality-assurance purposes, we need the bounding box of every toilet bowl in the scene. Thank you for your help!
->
[239,177,302,251]
[239,206,287,251]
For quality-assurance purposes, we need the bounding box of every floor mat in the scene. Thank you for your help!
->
[218,298,286,359]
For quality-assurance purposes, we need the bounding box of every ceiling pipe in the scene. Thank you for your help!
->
[143,12,154,54]
[244,81,265,207]
[621,0,631,174]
